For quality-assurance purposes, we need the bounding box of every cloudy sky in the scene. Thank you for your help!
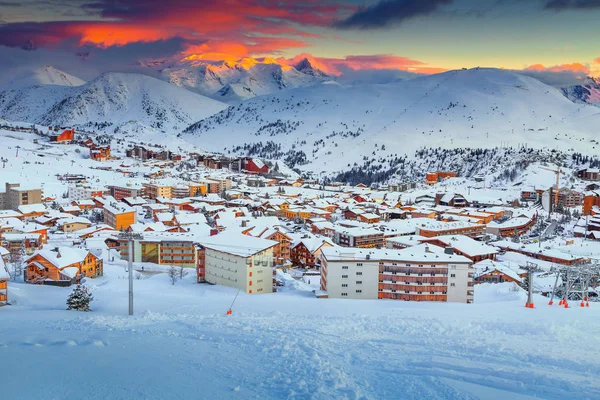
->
[0,0,598,78]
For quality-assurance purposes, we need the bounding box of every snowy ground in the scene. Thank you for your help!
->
[3,264,600,400]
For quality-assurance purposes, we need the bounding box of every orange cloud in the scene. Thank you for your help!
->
[279,53,445,75]
[594,57,600,64]
[525,63,590,74]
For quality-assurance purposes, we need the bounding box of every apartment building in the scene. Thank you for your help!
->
[416,221,486,239]
[103,201,136,230]
[108,184,145,200]
[68,184,107,201]
[120,233,198,268]
[144,183,173,199]
[333,227,384,248]
[198,233,277,294]
[0,183,42,210]
[320,244,474,303]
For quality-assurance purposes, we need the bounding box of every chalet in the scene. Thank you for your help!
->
[17,204,47,221]
[578,168,600,181]
[244,158,269,174]
[291,237,334,268]
[90,145,111,161]
[25,247,103,285]
[57,217,93,233]
[474,263,523,284]
[357,213,381,224]
[0,256,9,305]
[50,128,74,143]
[254,227,292,267]
[60,205,81,216]
[72,199,96,211]
[436,193,468,207]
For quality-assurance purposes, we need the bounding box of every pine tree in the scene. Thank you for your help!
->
[66,284,94,312]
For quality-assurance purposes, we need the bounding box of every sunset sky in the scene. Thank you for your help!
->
[0,0,599,77]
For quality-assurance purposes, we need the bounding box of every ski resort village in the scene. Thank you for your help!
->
[2,117,600,398]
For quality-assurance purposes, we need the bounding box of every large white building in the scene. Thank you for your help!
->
[199,234,277,294]
[320,244,474,303]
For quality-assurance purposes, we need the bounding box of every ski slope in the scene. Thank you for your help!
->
[3,263,600,400]
[182,68,600,175]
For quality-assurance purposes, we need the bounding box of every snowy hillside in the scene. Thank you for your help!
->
[0,65,85,90]
[144,57,327,102]
[0,72,228,134]
[562,77,600,106]
[182,68,600,176]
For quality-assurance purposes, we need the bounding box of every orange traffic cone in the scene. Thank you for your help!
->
[564,302,569,308]
[586,302,590,307]
[580,302,585,307]
[548,300,553,306]
[525,302,530,308]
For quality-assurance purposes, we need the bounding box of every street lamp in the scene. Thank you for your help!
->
[118,231,143,316]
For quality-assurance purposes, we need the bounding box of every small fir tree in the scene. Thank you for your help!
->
[66,284,94,312]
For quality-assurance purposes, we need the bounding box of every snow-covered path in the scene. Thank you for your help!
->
[2,270,600,400]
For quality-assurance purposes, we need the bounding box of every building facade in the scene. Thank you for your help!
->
[320,245,474,303]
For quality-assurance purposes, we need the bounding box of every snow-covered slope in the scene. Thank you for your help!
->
[145,57,327,102]
[562,77,600,106]
[0,65,85,90]
[182,68,600,175]
[0,72,228,134]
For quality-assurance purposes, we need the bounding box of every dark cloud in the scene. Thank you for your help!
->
[545,0,600,9]
[334,0,453,29]
[0,1,24,6]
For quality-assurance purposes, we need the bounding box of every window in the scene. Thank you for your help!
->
[342,266,348,270]
[342,284,348,287]
[450,274,456,278]
[450,283,455,287]
[342,275,348,278]
[356,290,362,293]
[356,281,362,284]
[356,272,362,276]
[341,293,348,297]
[356,263,363,266]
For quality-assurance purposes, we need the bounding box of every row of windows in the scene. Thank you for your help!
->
[341,290,362,296]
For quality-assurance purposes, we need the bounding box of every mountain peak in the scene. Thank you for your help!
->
[295,57,328,77]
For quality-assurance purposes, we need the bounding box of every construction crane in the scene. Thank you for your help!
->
[540,163,562,209]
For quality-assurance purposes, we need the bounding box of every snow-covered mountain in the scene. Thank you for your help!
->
[0,72,228,134]
[562,77,600,106]
[143,57,327,103]
[181,68,600,176]
[0,65,85,90]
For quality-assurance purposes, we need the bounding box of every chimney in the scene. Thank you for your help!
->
[444,247,454,255]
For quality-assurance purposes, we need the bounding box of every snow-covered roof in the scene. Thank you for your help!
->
[424,235,498,257]
[27,247,91,269]
[199,233,277,258]
[321,243,472,264]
